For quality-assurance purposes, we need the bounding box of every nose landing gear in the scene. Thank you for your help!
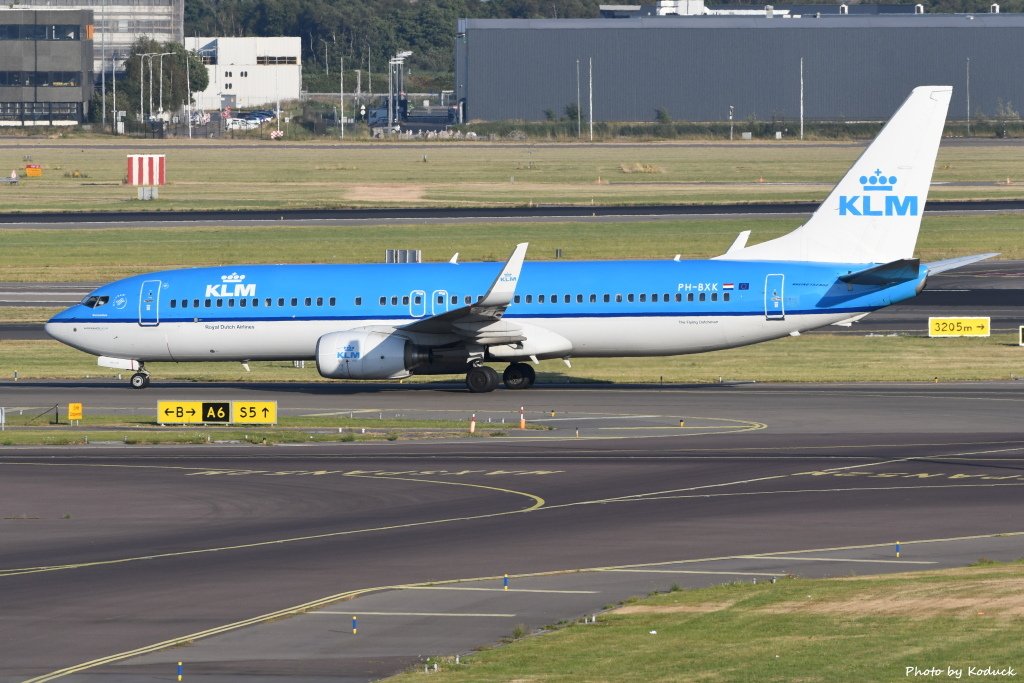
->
[129,367,151,389]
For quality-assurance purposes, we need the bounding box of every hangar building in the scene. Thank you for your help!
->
[455,12,1024,122]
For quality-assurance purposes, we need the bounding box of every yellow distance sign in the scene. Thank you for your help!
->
[157,401,206,424]
[67,402,83,421]
[232,401,278,425]
[928,317,991,338]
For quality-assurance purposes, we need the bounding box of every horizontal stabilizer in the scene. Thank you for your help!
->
[831,312,870,327]
[723,230,751,256]
[925,252,999,276]
[838,258,920,285]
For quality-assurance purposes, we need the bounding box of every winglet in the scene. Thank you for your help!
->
[478,242,528,307]
[449,252,459,264]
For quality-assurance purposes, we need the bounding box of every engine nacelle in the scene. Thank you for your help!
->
[316,329,424,379]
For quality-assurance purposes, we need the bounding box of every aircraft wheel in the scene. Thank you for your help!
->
[503,362,536,390]
[129,372,149,389]
[466,365,500,393]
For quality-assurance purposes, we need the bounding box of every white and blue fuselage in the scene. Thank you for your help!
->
[46,258,922,362]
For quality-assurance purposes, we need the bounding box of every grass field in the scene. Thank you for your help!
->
[1,213,1020,283]
[0,411,518,446]
[0,139,1022,212]
[385,562,1024,683]
[3,334,1021,385]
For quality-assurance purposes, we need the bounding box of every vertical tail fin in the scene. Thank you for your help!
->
[723,86,952,264]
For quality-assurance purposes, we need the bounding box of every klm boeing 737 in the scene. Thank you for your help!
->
[46,86,996,392]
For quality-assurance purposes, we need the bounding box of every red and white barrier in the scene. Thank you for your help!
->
[127,154,166,186]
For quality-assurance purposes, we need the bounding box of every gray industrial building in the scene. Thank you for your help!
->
[0,9,94,125]
[12,0,184,77]
[455,13,1024,122]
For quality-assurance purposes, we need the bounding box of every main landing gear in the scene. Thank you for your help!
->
[465,363,536,393]
[502,362,536,390]
[129,366,151,389]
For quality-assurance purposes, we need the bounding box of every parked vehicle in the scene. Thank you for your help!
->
[224,117,259,130]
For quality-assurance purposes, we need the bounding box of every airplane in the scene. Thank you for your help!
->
[46,85,997,393]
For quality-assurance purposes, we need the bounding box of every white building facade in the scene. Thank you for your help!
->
[185,37,301,112]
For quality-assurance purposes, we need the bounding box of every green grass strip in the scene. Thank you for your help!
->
[386,562,1024,683]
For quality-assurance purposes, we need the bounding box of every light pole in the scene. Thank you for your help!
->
[966,56,971,136]
[184,50,192,139]
[156,52,172,116]
[138,52,156,126]
[100,0,106,127]
[387,57,396,128]
[388,51,412,128]
[111,53,126,135]
[575,58,581,138]
[729,105,734,141]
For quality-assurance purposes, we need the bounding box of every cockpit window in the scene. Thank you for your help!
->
[81,295,109,308]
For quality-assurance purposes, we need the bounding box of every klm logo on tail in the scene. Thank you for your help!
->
[839,170,918,217]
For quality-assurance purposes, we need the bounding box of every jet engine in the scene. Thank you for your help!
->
[316,329,427,379]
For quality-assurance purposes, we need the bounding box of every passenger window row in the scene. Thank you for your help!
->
[167,291,732,310]
[376,294,482,307]
[512,292,730,304]
[169,296,338,309]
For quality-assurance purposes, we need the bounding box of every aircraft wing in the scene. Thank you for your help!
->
[924,252,1000,276]
[399,243,529,344]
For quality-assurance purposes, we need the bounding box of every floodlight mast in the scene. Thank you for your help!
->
[388,51,413,128]
[138,52,158,126]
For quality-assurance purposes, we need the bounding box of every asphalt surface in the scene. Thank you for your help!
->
[0,198,1021,228]
[3,260,1019,339]
[1,382,1023,681]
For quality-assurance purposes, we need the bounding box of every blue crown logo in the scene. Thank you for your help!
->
[859,169,897,192]
[221,272,245,283]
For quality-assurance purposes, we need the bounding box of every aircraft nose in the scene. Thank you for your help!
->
[44,320,68,343]
[44,310,75,343]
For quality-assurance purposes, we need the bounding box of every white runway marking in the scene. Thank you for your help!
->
[316,611,516,618]
[601,569,781,577]
[738,556,936,565]
[401,586,598,594]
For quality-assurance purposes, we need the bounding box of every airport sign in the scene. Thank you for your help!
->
[928,317,991,338]
[158,400,277,425]
[232,401,278,424]
[157,401,206,424]
[67,402,83,421]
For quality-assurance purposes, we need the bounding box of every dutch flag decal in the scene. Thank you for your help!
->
[722,283,735,290]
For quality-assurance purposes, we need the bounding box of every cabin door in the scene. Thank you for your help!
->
[764,274,785,320]
[138,279,162,326]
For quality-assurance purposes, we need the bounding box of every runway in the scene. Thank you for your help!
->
[1,381,1023,681]
[0,198,1021,229]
